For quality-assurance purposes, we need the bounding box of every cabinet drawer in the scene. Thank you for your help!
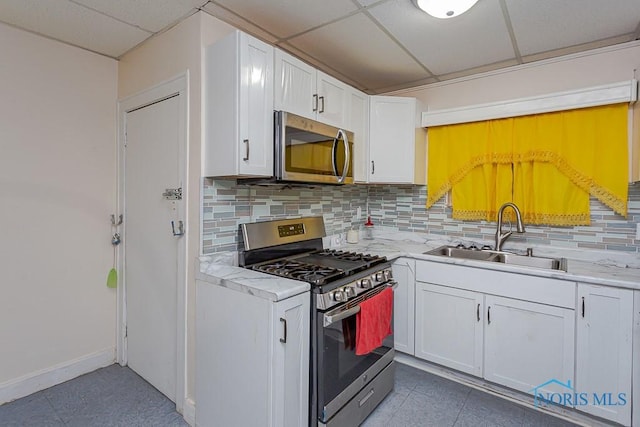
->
[416,260,575,308]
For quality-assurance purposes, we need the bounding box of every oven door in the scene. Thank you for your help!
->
[316,285,395,423]
[275,111,354,184]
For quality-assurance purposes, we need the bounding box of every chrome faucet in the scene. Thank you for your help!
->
[495,202,525,251]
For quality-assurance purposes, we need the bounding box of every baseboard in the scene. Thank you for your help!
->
[394,353,612,427]
[183,397,196,426]
[0,347,115,405]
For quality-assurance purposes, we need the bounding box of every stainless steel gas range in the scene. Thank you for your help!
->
[239,216,396,427]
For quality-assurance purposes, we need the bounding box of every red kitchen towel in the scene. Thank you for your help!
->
[355,287,393,356]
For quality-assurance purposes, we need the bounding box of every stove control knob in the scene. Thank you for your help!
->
[332,290,347,302]
[375,272,385,281]
[384,270,392,280]
[357,278,372,289]
[344,286,356,297]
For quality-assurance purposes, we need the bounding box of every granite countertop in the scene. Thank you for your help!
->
[335,229,640,290]
[197,254,309,302]
[197,228,640,301]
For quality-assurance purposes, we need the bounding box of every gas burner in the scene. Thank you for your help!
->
[317,249,382,262]
[252,260,345,285]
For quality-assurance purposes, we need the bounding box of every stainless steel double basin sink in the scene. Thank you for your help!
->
[425,246,568,272]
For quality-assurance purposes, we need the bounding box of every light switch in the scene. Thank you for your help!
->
[636,223,640,240]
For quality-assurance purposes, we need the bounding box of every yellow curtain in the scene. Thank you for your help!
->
[427,103,628,225]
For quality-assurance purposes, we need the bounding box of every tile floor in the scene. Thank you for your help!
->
[0,362,580,427]
[362,363,580,427]
[0,364,188,427]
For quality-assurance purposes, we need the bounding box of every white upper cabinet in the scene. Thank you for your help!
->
[348,88,369,183]
[368,96,426,184]
[274,49,349,129]
[204,30,274,178]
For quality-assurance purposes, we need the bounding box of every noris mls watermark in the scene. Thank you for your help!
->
[529,379,627,408]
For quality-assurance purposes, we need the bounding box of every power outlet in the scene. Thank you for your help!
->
[636,223,640,241]
[356,207,362,218]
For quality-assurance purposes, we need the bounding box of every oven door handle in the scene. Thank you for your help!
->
[323,305,361,327]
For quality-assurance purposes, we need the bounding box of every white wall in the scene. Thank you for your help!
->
[0,22,117,400]
[395,41,640,180]
[118,11,234,407]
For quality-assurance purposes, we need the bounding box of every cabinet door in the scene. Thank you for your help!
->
[415,282,483,376]
[239,33,274,176]
[271,293,310,427]
[369,96,416,184]
[316,71,348,128]
[204,30,273,177]
[392,259,415,355]
[349,88,369,183]
[274,49,316,120]
[484,296,574,395]
[576,284,632,425]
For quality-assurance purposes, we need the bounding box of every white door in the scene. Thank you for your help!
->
[415,282,483,376]
[272,293,310,427]
[391,258,415,355]
[124,94,182,402]
[484,295,574,395]
[576,284,633,425]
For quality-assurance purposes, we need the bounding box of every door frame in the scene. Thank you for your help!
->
[116,72,189,412]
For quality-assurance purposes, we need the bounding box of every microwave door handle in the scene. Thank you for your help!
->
[331,136,339,179]
[338,129,350,183]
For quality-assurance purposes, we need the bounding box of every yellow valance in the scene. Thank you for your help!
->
[427,103,628,225]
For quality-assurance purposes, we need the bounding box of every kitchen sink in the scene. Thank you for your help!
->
[493,253,567,271]
[425,246,568,272]
[426,246,501,262]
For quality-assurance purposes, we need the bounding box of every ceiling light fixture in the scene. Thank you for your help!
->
[414,0,480,19]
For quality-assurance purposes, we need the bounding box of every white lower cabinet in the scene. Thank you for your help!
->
[392,258,415,355]
[195,281,309,427]
[483,295,574,394]
[413,260,575,395]
[415,282,483,376]
[576,283,633,426]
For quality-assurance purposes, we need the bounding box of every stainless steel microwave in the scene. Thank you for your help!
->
[275,111,354,185]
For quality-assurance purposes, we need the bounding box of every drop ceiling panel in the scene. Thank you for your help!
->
[369,0,515,76]
[211,0,359,39]
[71,0,205,33]
[0,0,150,57]
[287,12,429,91]
[507,0,640,56]
[201,3,278,43]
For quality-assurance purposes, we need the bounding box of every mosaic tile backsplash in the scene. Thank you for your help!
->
[202,180,640,254]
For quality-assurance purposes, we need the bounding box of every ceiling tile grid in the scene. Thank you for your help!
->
[0,0,639,92]
[0,0,151,57]
[506,0,640,56]
[367,0,515,76]
[286,12,430,91]
[69,0,207,33]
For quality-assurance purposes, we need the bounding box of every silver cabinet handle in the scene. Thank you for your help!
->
[487,306,491,324]
[243,139,249,161]
[279,317,287,343]
[319,96,325,113]
[581,297,585,318]
[171,220,184,237]
[477,303,480,322]
[358,389,375,407]
[323,306,360,327]
[312,94,318,112]
[371,160,375,175]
